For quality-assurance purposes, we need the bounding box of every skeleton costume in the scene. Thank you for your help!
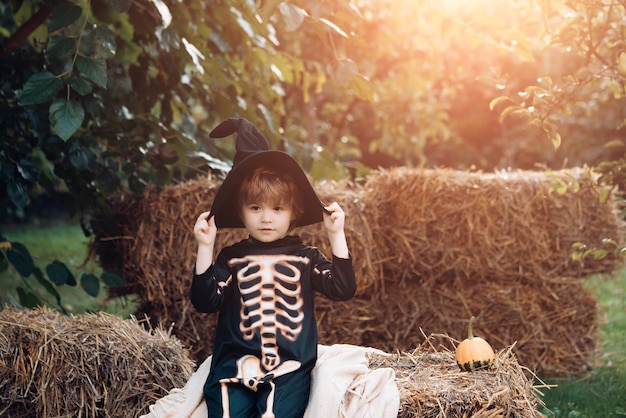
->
[190,118,356,418]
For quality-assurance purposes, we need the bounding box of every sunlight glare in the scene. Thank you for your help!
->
[439,0,496,12]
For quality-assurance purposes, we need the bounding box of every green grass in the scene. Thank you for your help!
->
[2,221,626,416]
[1,219,137,316]
[539,273,626,417]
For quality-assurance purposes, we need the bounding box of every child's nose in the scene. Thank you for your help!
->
[260,209,272,221]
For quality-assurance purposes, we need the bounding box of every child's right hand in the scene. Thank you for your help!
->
[194,211,217,247]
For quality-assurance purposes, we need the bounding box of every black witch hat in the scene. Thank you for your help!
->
[208,117,325,228]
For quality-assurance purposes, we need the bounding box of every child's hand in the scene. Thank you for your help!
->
[323,202,345,234]
[323,202,349,259]
[194,211,217,247]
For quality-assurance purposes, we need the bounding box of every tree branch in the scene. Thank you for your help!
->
[0,3,52,59]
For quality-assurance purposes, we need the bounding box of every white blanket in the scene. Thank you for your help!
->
[140,344,399,418]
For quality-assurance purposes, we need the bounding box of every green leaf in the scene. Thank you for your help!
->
[601,238,618,248]
[46,36,77,60]
[590,249,608,260]
[50,98,85,141]
[102,270,126,287]
[81,273,100,297]
[6,242,35,277]
[604,140,624,149]
[279,3,305,31]
[350,75,375,102]
[33,267,64,306]
[48,0,83,32]
[67,76,93,96]
[498,105,526,124]
[233,13,254,38]
[319,17,348,38]
[17,287,43,308]
[66,270,77,286]
[552,179,568,195]
[546,129,561,149]
[19,72,64,105]
[92,25,117,58]
[17,159,37,181]
[489,96,514,111]
[76,56,107,88]
[69,147,91,170]
[46,260,72,285]
[7,180,28,209]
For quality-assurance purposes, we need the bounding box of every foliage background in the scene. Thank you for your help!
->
[1,0,625,336]
[3,0,626,213]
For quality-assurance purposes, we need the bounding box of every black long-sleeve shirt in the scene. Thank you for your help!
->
[190,234,356,400]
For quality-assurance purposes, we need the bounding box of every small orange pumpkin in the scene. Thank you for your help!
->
[455,316,495,371]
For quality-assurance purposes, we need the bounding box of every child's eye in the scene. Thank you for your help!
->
[273,206,284,211]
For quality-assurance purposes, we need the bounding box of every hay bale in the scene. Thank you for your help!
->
[316,278,598,376]
[361,167,624,286]
[0,307,195,418]
[94,168,624,299]
[89,167,622,374]
[369,335,545,417]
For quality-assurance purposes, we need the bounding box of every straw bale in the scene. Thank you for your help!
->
[92,168,624,296]
[0,307,194,418]
[315,278,598,376]
[89,167,620,374]
[361,167,624,286]
[369,334,545,417]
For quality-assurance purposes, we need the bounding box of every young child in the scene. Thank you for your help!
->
[190,118,357,418]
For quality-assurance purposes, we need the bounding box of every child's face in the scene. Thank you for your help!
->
[240,201,295,243]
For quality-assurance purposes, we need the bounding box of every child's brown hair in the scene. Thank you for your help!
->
[237,166,305,226]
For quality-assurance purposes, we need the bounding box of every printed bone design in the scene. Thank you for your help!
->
[219,254,309,418]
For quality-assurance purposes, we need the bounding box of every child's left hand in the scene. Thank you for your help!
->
[323,202,345,234]
[323,202,349,259]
